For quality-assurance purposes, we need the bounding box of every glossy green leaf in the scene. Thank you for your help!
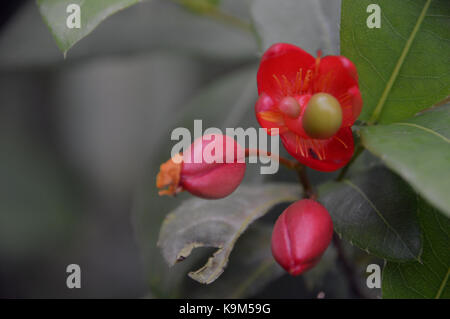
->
[37,0,141,54]
[383,199,450,298]
[157,183,300,284]
[341,0,450,123]
[319,166,422,261]
[251,0,341,54]
[361,104,450,217]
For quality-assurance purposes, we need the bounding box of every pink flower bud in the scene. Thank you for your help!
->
[271,199,333,276]
[156,134,246,199]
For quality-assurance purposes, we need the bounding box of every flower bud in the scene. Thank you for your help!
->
[271,199,333,275]
[156,134,246,199]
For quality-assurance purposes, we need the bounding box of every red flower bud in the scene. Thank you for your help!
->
[271,199,333,276]
[156,134,246,199]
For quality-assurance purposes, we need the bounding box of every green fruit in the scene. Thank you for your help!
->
[302,93,343,139]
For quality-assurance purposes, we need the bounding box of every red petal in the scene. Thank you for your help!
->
[280,127,354,172]
[345,85,363,125]
[255,93,287,135]
[336,56,358,81]
[257,43,315,98]
[316,56,362,125]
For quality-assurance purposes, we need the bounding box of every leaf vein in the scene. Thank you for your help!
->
[394,122,450,143]
[343,179,418,260]
[368,0,433,123]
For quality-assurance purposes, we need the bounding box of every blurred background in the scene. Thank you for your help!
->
[0,0,380,298]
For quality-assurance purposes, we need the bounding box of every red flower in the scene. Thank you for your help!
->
[156,134,246,199]
[271,199,333,276]
[255,43,362,171]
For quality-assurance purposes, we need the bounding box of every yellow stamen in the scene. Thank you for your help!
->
[334,136,349,149]
[272,74,286,96]
[315,50,322,77]
[339,92,352,105]
[302,69,313,93]
[258,111,285,125]
[282,75,293,96]
[295,69,303,93]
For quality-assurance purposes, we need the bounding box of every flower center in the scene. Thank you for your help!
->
[279,96,301,118]
[302,93,342,139]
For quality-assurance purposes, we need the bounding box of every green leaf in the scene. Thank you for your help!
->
[319,166,422,262]
[360,104,450,217]
[157,183,300,284]
[251,0,341,54]
[183,224,285,298]
[2,1,256,69]
[383,198,450,298]
[37,0,141,55]
[341,0,450,124]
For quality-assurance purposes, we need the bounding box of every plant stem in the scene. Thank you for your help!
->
[332,234,368,299]
[295,164,316,200]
